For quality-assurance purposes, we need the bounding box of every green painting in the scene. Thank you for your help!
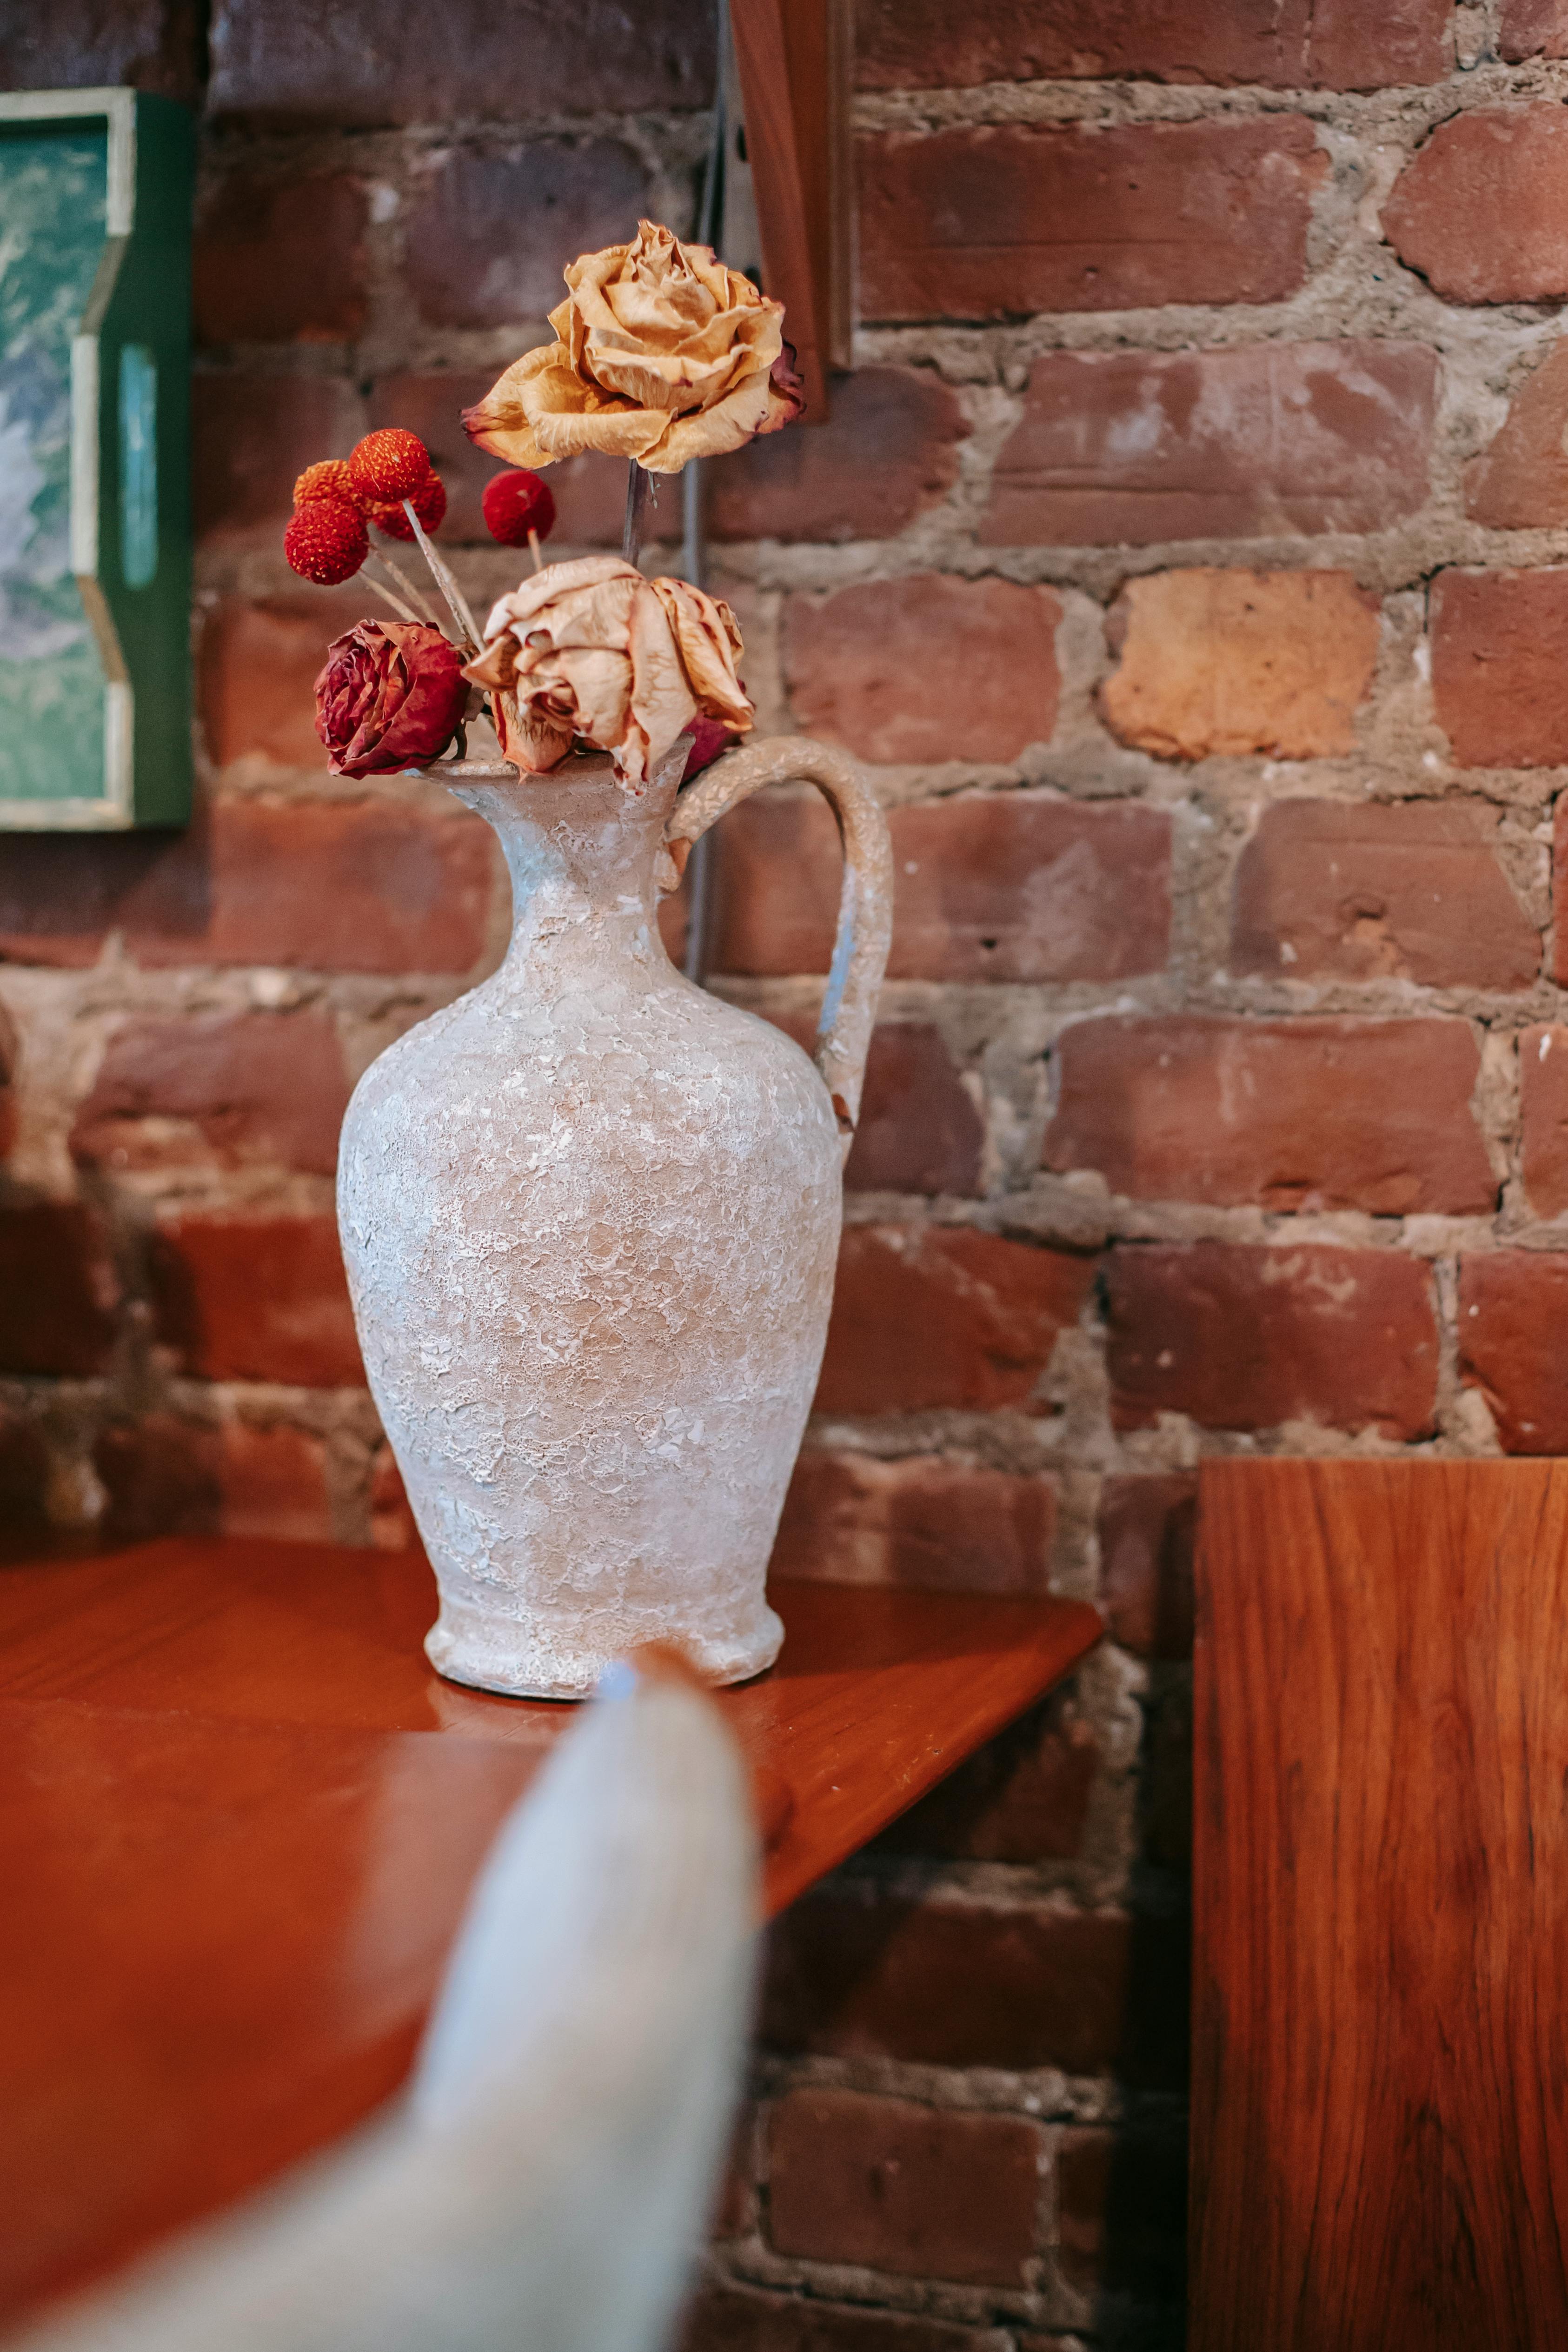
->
[0,90,193,830]
[0,125,109,804]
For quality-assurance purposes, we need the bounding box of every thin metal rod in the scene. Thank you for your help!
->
[697,4,728,250]
[622,463,651,567]
[678,0,732,989]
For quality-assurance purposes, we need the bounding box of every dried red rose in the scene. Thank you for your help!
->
[681,713,735,782]
[314,620,469,777]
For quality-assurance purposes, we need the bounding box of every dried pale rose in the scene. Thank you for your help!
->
[314,619,470,778]
[462,220,801,478]
[463,554,753,784]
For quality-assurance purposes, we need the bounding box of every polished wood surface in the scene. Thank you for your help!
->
[0,1537,1099,2324]
[1192,1460,1568,2351]
[730,0,847,414]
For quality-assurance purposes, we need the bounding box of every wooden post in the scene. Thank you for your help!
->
[728,0,852,420]
[1192,1458,1568,2349]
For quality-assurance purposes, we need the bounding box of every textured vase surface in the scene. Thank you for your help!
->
[338,747,845,1698]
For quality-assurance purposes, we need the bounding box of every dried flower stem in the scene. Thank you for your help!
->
[363,556,431,629]
[368,546,440,626]
[403,499,481,649]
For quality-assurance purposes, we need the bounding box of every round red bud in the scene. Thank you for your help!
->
[349,428,432,504]
[481,468,557,549]
[293,458,358,508]
[368,475,448,542]
[284,497,368,585]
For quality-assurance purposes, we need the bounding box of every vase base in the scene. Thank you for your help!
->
[423,1603,786,1703]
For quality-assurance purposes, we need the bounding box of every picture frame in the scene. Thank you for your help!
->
[0,86,195,830]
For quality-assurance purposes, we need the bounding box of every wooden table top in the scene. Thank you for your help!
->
[0,1536,1100,2325]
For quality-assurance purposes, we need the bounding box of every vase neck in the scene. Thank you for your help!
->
[449,756,679,980]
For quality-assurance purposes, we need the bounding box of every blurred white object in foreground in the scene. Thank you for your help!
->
[12,1652,757,2352]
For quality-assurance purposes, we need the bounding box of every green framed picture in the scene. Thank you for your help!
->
[0,87,194,829]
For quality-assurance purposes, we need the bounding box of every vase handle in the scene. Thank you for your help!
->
[663,736,893,1160]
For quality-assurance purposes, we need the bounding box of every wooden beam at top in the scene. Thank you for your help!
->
[729,0,851,422]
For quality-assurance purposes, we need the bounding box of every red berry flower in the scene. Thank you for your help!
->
[368,475,448,542]
[481,468,557,548]
[293,458,358,508]
[314,620,469,777]
[348,428,432,504]
[681,713,735,783]
[284,497,368,585]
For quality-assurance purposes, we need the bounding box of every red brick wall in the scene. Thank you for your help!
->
[6,2,1568,2343]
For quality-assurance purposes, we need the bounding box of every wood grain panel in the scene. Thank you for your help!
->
[1192,1459,1568,2351]
[730,0,850,414]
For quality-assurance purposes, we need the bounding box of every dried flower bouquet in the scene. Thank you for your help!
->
[282,220,802,789]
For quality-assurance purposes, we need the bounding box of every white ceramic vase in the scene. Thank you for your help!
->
[337,736,891,1698]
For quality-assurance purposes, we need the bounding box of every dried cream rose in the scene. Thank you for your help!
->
[462,220,804,477]
[463,555,754,785]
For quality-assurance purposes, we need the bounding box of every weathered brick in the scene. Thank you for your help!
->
[1230,798,1541,989]
[404,142,651,330]
[200,592,367,771]
[0,1410,51,1539]
[767,2090,1043,2286]
[710,2106,759,2243]
[139,795,492,975]
[0,1204,119,1378]
[208,0,716,121]
[771,1450,1057,1594]
[1551,805,1568,987]
[1104,1242,1440,1438]
[709,367,966,544]
[815,1227,1094,1415]
[1501,0,1568,59]
[981,341,1436,547]
[1521,1026,1568,1217]
[369,1447,419,1551]
[1464,345,1568,528]
[1097,1474,1197,1661]
[860,118,1325,321]
[0,0,203,100]
[712,792,1171,984]
[0,797,493,978]
[1054,2116,1188,2302]
[763,1886,1189,2085]
[71,1012,351,1178]
[1102,569,1379,761]
[680,2284,997,2352]
[194,173,369,347]
[0,1002,15,1166]
[785,576,1059,765]
[762,1017,983,1196]
[873,1691,1099,1864]
[1383,107,1568,303]
[1458,1252,1568,1451]
[193,373,365,545]
[149,1214,362,1387]
[95,1415,332,1543]
[1431,568,1568,769]
[856,0,1450,91]
[1044,1015,1494,1214]
[370,372,625,546]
